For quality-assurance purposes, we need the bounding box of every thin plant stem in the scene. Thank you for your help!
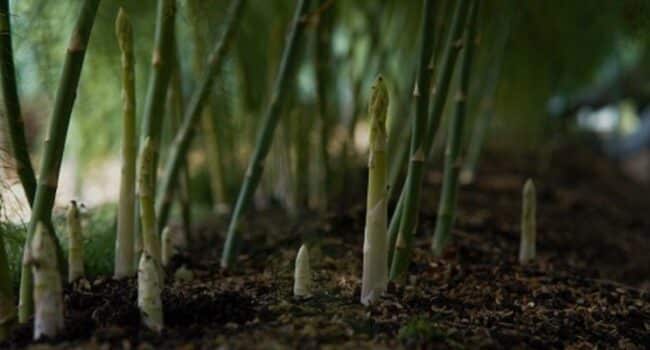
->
[18,0,100,323]
[220,0,311,268]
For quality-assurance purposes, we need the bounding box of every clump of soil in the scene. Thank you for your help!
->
[4,148,650,349]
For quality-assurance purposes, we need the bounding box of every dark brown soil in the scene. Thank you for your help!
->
[4,148,650,349]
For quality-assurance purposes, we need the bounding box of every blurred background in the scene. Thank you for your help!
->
[1,0,650,225]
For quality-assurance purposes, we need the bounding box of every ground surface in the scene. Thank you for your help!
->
[4,148,650,349]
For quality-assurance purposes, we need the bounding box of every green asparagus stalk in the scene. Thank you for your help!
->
[114,8,137,279]
[138,138,161,270]
[361,76,390,305]
[18,0,100,323]
[67,201,84,282]
[519,179,536,264]
[167,42,193,241]
[138,252,163,333]
[460,7,513,184]
[132,0,175,261]
[31,223,64,340]
[156,0,245,232]
[388,0,438,281]
[221,0,311,268]
[386,188,405,265]
[187,0,229,210]
[389,0,472,280]
[431,0,479,256]
[293,244,312,298]
[0,0,36,205]
[139,0,176,177]
[0,220,15,342]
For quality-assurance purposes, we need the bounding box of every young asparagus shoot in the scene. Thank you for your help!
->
[114,7,137,279]
[519,179,537,264]
[361,76,389,305]
[31,223,64,340]
[138,137,161,269]
[138,252,163,333]
[67,201,84,282]
[161,226,174,267]
[293,244,312,298]
[0,221,16,342]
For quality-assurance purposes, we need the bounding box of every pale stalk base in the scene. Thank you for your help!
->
[138,253,163,333]
[32,227,64,340]
[361,199,388,305]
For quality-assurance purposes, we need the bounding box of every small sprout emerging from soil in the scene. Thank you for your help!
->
[174,265,194,283]
[361,75,389,305]
[31,222,64,340]
[519,179,537,264]
[138,252,163,333]
[67,200,84,282]
[293,244,312,298]
[161,226,174,267]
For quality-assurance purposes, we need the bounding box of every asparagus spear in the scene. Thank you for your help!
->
[294,244,312,298]
[361,76,389,305]
[114,7,137,279]
[519,179,537,264]
[67,201,84,282]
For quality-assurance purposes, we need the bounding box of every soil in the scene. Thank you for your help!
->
[4,148,650,349]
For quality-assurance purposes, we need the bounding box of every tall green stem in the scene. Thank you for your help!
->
[220,0,311,268]
[114,8,137,278]
[139,138,162,272]
[18,0,100,323]
[431,0,479,256]
[133,0,175,256]
[140,0,176,175]
[389,0,471,280]
[157,0,245,231]
[187,0,229,211]
[361,76,389,305]
[0,0,36,205]
[461,9,512,183]
[388,0,438,281]
[168,48,192,238]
